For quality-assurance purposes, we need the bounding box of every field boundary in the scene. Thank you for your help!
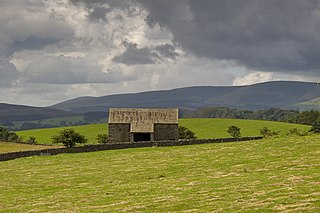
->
[0,136,263,161]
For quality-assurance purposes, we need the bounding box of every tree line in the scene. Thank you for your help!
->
[184,107,320,125]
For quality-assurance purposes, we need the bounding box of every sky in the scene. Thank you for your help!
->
[0,0,320,106]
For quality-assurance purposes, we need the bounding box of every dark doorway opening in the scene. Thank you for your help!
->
[134,133,151,142]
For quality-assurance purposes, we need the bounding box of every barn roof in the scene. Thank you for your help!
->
[108,108,178,132]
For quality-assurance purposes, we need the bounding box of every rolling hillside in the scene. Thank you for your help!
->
[1,135,319,212]
[1,81,319,130]
[17,118,310,145]
[0,103,77,122]
[51,81,320,113]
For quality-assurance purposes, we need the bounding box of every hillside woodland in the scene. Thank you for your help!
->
[185,107,320,125]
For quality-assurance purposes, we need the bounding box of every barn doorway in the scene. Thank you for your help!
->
[133,133,151,142]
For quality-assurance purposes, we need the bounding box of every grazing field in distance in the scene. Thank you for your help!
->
[17,123,108,145]
[179,118,310,138]
[17,118,310,145]
[0,135,319,212]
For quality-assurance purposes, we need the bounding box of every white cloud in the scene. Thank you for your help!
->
[23,55,136,84]
[233,71,274,86]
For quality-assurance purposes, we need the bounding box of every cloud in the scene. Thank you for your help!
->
[138,0,320,74]
[113,42,156,65]
[24,56,135,84]
[0,0,319,106]
[88,6,111,22]
[0,57,20,88]
[154,44,177,60]
[233,71,274,86]
[0,0,74,56]
[113,42,178,65]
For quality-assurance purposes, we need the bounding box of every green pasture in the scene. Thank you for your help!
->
[0,135,319,212]
[180,118,311,138]
[17,123,108,145]
[0,142,58,154]
[17,118,310,145]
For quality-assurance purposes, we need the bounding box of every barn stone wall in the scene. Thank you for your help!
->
[154,124,178,141]
[108,123,130,143]
[108,108,179,143]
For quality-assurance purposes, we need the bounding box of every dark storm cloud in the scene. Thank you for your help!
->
[88,6,111,22]
[138,0,320,73]
[113,42,156,65]
[154,44,177,60]
[0,0,74,57]
[70,0,132,10]
[113,42,178,65]
[71,0,142,21]
[10,36,58,53]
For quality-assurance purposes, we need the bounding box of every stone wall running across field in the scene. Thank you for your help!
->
[0,137,263,162]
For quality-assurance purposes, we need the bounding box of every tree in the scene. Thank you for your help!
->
[178,126,197,140]
[287,128,308,136]
[26,136,37,144]
[293,110,320,125]
[7,132,19,141]
[227,126,241,138]
[96,133,108,144]
[52,128,87,148]
[260,127,280,137]
[310,123,320,133]
[0,127,19,142]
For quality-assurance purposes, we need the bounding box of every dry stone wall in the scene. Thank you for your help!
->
[0,136,263,161]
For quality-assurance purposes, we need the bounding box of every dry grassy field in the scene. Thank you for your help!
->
[0,135,319,212]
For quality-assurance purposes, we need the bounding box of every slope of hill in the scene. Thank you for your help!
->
[1,135,319,212]
[0,103,76,122]
[17,118,310,145]
[50,81,320,113]
[295,97,320,110]
[1,81,319,130]
[50,86,238,113]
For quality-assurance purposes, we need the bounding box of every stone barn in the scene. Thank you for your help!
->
[108,108,179,143]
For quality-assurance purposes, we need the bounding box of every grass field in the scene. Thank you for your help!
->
[17,118,310,145]
[0,142,59,154]
[180,118,310,138]
[0,135,319,212]
[17,123,108,144]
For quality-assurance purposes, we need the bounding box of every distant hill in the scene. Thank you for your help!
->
[1,81,319,129]
[51,81,320,113]
[0,103,76,122]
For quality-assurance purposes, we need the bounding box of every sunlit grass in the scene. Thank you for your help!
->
[0,135,319,212]
[0,142,59,154]
[179,118,310,138]
[17,123,108,144]
[17,118,310,145]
